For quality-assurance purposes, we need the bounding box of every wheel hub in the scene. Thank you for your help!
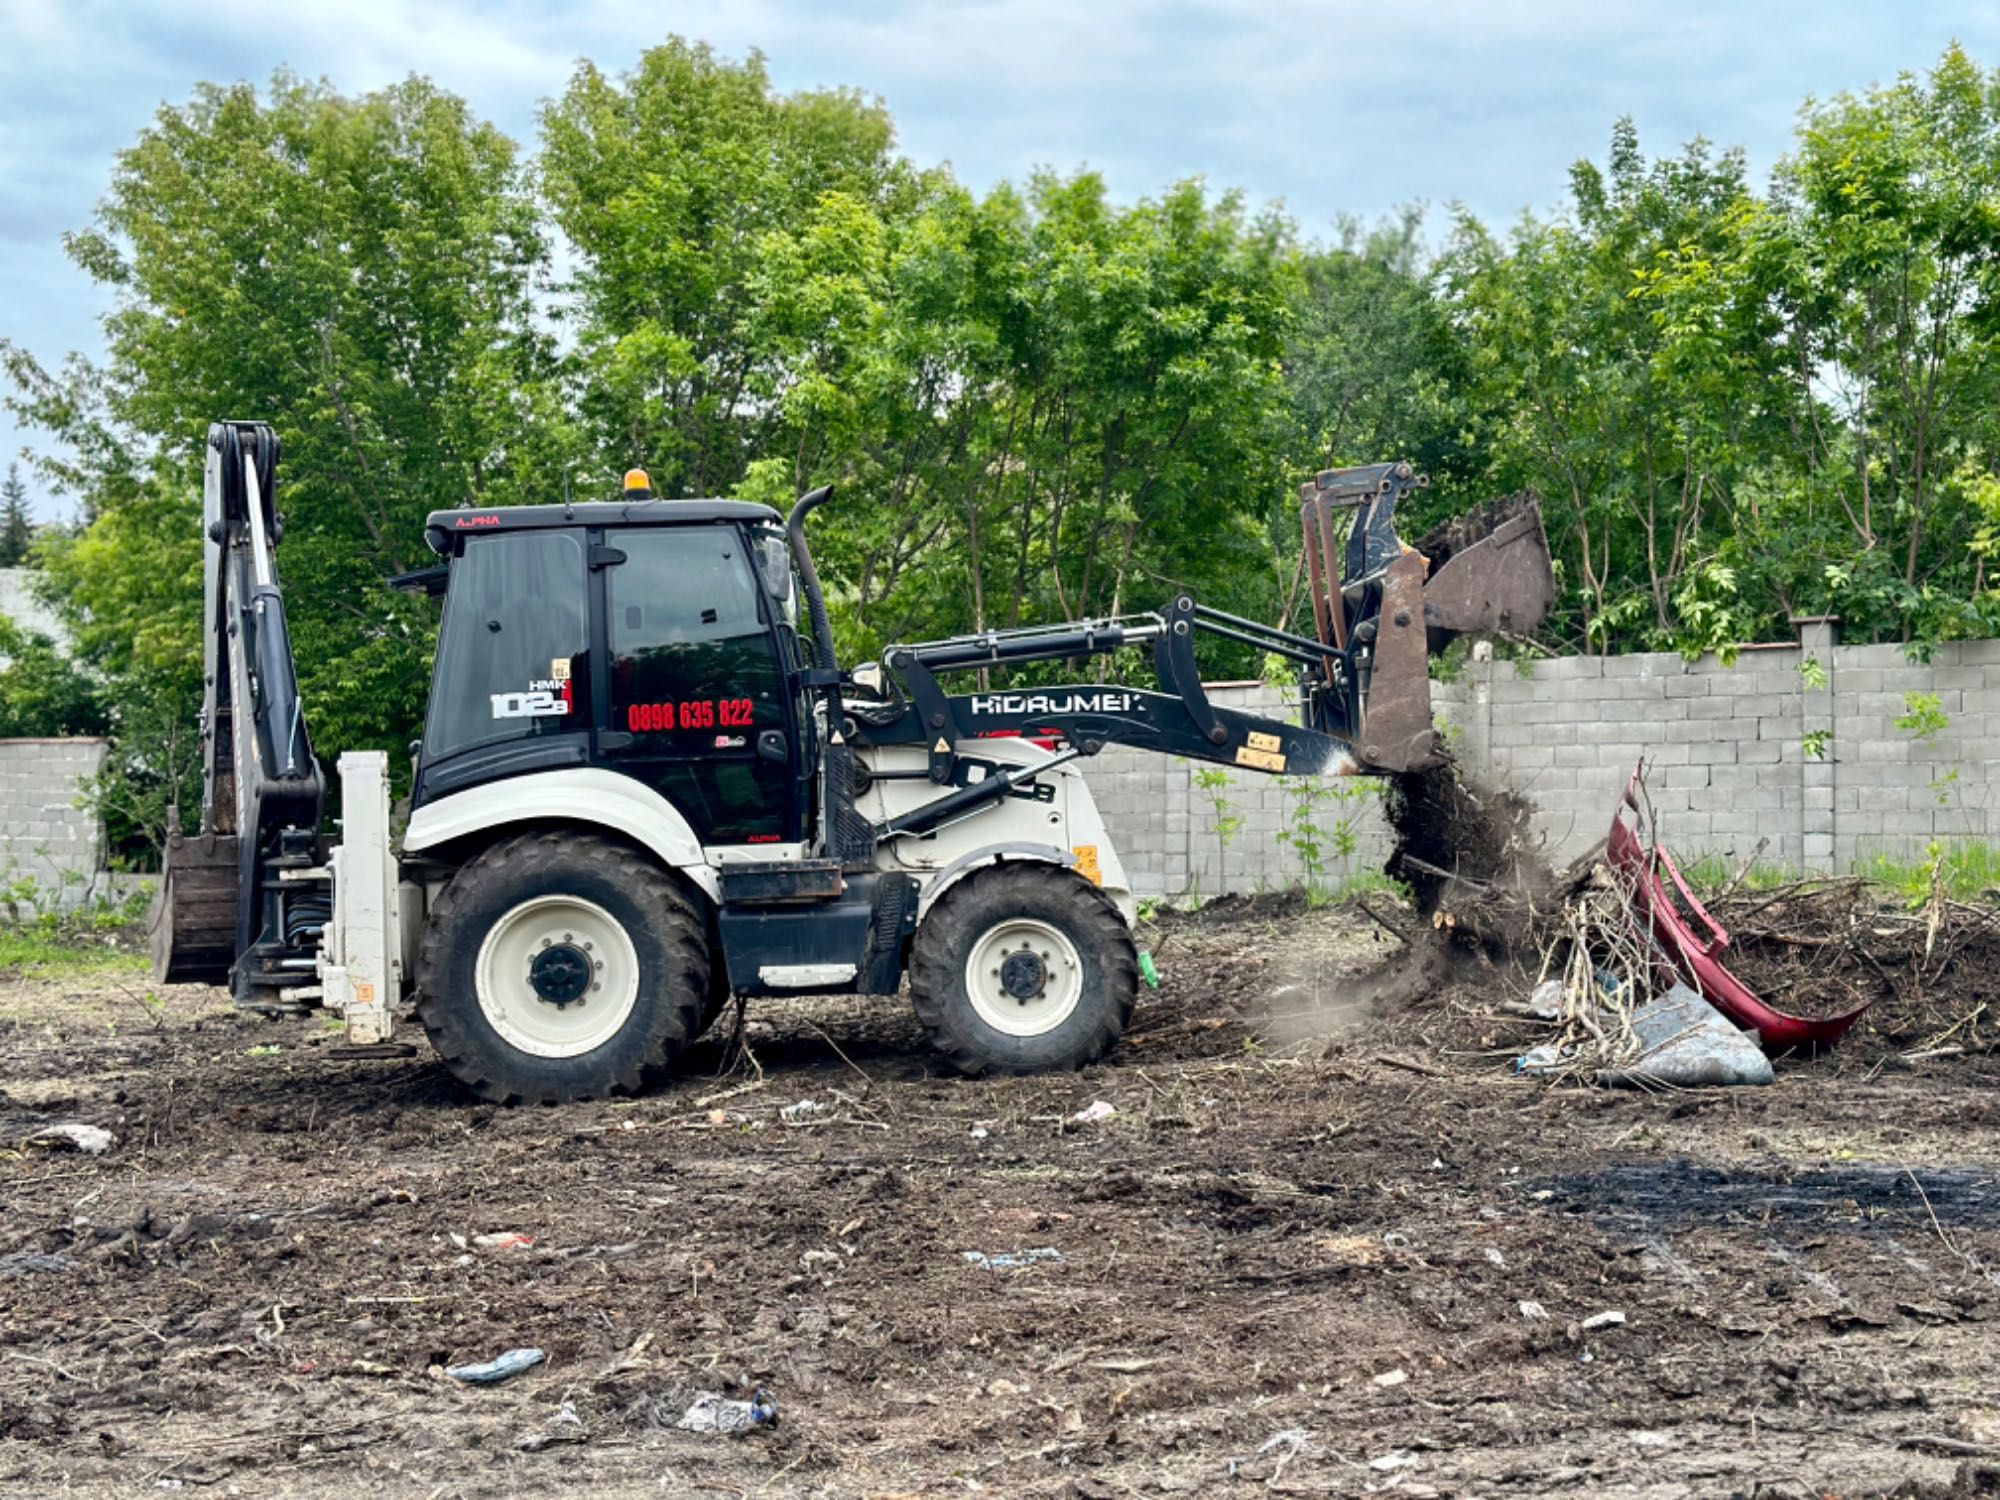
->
[474,896,639,1060]
[964,916,1085,1038]
[998,948,1048,1000]
[528,942,593,1006]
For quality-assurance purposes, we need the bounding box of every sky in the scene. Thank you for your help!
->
[2,0,1995,521]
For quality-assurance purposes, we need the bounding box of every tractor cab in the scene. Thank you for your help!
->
[408,487,812,849]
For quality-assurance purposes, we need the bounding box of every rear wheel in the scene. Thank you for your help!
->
[909,864,1137,1075]
[415,830,708,1103]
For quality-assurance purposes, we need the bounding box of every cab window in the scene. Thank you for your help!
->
[425,530,587,764]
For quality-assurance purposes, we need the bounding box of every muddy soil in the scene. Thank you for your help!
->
[1,903,1996,1499]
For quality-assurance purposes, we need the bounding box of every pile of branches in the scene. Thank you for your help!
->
[1384,760,2000,1062]
[1711,875,2000,1056]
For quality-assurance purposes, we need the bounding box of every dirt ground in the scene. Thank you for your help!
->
[1,898,1996,1499]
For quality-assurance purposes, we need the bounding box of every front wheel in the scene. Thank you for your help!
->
[414,831,709,1103]
[909,864,1137,1075]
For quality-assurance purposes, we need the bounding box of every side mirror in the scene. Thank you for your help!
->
[850,661,884,698]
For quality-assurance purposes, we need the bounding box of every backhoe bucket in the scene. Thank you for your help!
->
[151,819,240,986]
[1300,468,1554,773]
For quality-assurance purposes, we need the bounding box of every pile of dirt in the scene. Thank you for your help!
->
[1382,761,1553,921]
[5,928,1999,1498]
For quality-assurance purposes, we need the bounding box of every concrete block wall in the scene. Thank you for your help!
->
[1081,681,1403,899]
[1462,628,2000,871]
[1080,625,2000,896]
[0,738,110,906]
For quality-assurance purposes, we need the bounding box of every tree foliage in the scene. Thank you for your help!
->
[0,464,31,566]
[0,614,105,739]
[8,41,2000,864]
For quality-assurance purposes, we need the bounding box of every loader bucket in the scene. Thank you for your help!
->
[1299,467,1554,773]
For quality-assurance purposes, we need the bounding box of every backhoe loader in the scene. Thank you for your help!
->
[154,422,1553,1101]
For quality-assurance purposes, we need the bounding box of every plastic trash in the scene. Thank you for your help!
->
[677,1388,778,1435]
[1518,1300,1549,1320]
[472,1231,536,1251]
[0,1251,76,1279]
[27,1123,113,1155]
[1137,952,1160,989]
[1513,1043,1569,1075]
[446,1347,546,1383]
[962,1247,1064,1271]
[517,1400,586,1451]
[1524,979,1564,1018]
[1597,983,1774,1088]
[1581,1310,1627,1331]
[780,1099,824,1122]
[1070,1100,1116,1124]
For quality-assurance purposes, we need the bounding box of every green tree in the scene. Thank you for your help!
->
[6,72,565,856]
[0,464,30,566]
[1441,122,1787,655]
[540,39,908,497]
[0,613,105,738]
[1766,44,2000,643]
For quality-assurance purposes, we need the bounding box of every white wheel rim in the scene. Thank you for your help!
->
[964,917,1084,1038]
[473,895,641,1059]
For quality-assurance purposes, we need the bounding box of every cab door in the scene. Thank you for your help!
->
[594,524,802,846]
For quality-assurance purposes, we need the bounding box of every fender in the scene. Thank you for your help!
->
[403,767,719,901]
[915,840,1136,928]
[916,841,1078,922]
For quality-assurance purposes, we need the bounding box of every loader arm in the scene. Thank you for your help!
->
[838,463,1554,806]
[153,421,328,1004]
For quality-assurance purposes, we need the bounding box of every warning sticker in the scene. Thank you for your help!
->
[933,736,951,754]
[1072,844,1102,885]
[550,657,571,682]
[1246,730,1281,753]
[1235,744,1286,773]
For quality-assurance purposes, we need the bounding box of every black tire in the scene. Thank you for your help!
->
[414,830,709,1103]
[696,963,734,1038]
[909,863,1138,1075]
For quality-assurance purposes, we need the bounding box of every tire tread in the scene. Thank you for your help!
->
[414,830,708,1103]
[909,863,1137,1076]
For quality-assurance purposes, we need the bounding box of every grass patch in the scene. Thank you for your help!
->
[1677,852,1796,894]
[1860,840,2000,904]
[0,928,151,978]
[1333,869,1415,906]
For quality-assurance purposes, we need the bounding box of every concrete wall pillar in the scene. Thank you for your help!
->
[1793,616,1839,871]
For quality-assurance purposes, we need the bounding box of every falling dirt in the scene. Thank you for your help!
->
[2,906,1998,1499]
[1382,761,1552,921]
